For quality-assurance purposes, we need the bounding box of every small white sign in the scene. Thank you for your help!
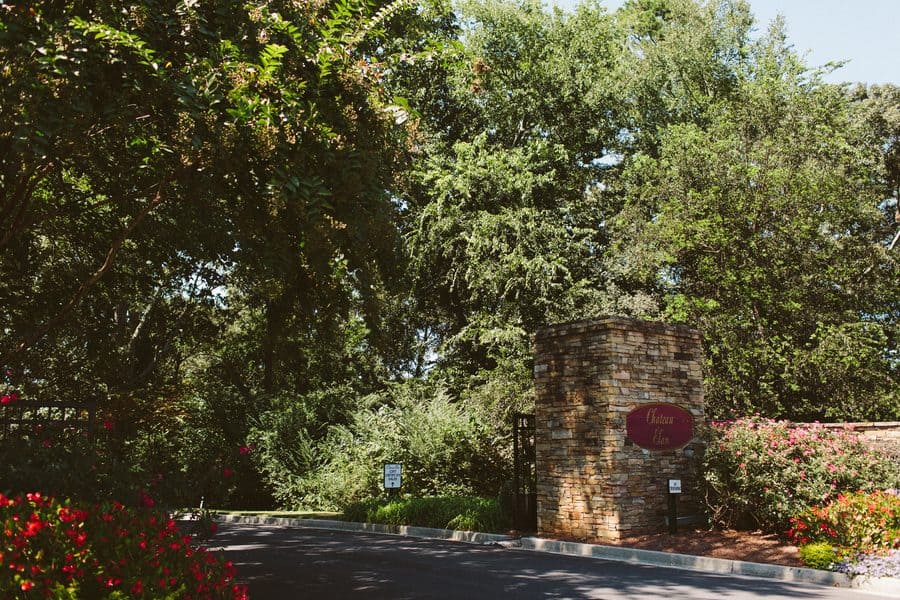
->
[668,479,682,494]
[384,463,402,489]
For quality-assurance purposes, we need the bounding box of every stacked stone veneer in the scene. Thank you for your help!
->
[534,317,705,541]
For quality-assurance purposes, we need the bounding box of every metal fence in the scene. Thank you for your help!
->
[0,399,97,439]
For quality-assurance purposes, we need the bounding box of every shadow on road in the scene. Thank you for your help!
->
[206,524,868,600]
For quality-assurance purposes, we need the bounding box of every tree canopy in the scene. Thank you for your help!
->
[2,0,897,509]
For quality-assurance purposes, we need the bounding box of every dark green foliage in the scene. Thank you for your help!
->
[609,15,899,420]
[0,428,140,504]
[343,495,510,533]
[1,0,419,509]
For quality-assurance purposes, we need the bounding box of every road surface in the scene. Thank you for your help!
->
[211,523,895,599]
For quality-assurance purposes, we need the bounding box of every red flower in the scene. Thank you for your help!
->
[23,518,43,537]
[223,467,234,478]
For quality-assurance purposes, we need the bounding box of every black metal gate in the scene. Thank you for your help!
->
[512,412,537,531]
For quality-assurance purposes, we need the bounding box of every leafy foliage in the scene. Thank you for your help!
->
[343,495,509,532]
[0,492,247,598]
[701,419,900,533]
[798,542,838,570]
[2,0,899,513]
[610,20,899,419]
[790,490,900,557]
[251,381,509,510]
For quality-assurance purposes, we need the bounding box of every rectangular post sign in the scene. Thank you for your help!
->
[668,479,682,494]
[384,463,402,489]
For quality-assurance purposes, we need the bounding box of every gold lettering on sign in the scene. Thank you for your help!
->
[646,407,675,426]
[652,428,670,447]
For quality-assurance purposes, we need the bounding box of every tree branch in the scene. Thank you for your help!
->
[2,178,172,364]
[0,162,54,251]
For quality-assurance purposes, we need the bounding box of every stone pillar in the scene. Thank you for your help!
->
[533,317,704,541]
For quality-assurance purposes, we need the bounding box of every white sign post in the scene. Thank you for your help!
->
[384,463,402,491]
[668,479,682,494]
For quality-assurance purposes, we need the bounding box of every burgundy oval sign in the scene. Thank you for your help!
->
[626,404,694,451]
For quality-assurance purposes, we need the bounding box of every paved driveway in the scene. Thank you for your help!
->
[211,523,893,599]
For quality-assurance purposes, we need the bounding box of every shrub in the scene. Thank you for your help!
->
[254,381,510,510]
[798,542,837,570]
[787,490,900,554]
[343,496,510,533]
[0,424,141,504]
[0,492,248,598]
[701,418,900,532]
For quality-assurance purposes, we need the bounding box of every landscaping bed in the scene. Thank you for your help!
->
[597,528,803,567]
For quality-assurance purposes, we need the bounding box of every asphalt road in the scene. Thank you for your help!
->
[211,523,893,599]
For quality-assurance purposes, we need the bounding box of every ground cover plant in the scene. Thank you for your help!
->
[834,549,900,579]
[0,492,248,599]
[701,419,900,533]
[343,496,509,533]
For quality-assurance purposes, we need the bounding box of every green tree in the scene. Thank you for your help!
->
[610,24,899,419]
[1,0,412,397]
[399,0,625,386]
[1,0,424,505]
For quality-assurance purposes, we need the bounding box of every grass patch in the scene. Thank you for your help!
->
[176,509,341,519]
[343,496,509,533]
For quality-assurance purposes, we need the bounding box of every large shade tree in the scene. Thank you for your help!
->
[0,0,429,506]
[609,18,899,420]
[1,0,415,401]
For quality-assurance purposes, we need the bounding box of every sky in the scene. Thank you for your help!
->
[551,0,900,85]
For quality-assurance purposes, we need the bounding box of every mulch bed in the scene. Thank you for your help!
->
[594,528,803,567]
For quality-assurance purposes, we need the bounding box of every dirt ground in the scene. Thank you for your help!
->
[597,528,803,567]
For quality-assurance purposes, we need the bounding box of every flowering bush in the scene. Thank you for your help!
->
[701,418,900,532]
[834,549,900,579]
[788,490,900,553]
[0,492,248,598]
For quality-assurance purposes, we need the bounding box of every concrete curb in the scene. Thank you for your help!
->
[216,515,513,545]
[215,515,900,594]
[517,537,851,588]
